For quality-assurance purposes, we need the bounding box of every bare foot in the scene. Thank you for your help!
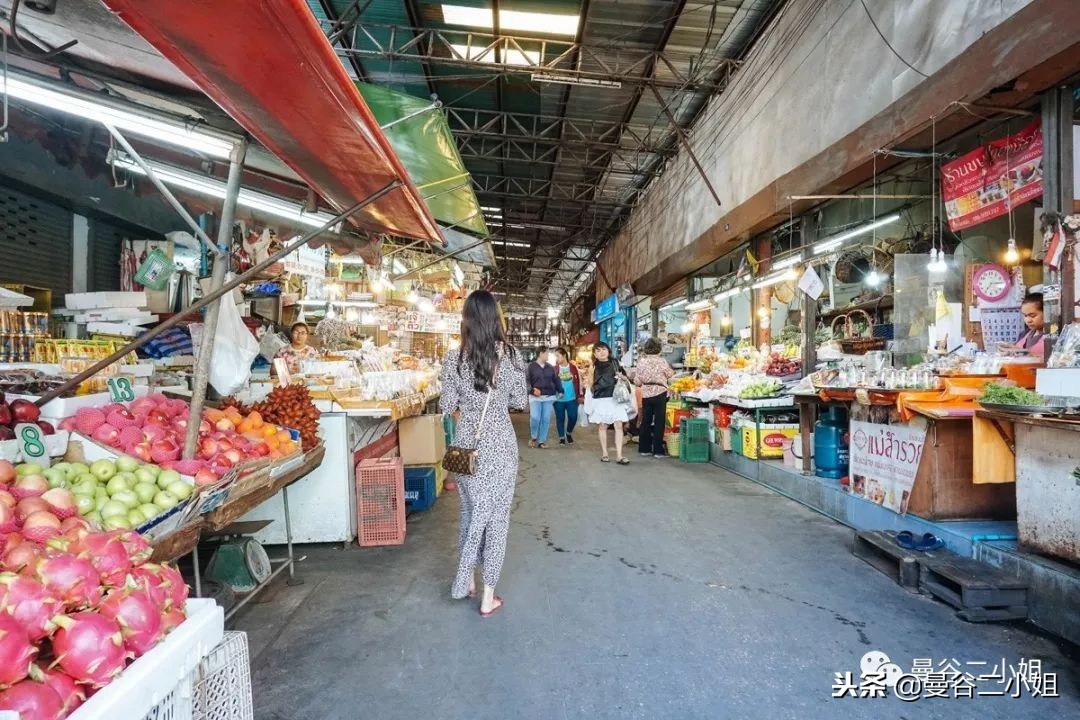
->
[480,595,504,617]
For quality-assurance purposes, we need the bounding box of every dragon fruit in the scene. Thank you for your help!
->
[0,573,63,641]
[129,563,171,610]
[72,531,132,587]
[114,530,152,566]
[161,605,186,635]
[50,612,129,687]
[98,583,163,657]
[0,677,65,720]
[0,613,37,688]
[28,664,84,715]
[156,563,189,609]
[34,553,102,609]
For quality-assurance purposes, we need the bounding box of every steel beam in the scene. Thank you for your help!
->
[324,21,738,92]
[472,174,636,207]
[456,136,661,178]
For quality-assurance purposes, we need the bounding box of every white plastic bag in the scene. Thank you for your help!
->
[207,293,259,395]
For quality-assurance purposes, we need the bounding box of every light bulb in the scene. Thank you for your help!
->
[930,250,947,274]
[721,314,732,328]
[1004,238,1019,264]
[926,248,938,271]
[757,306,768,318]
[407,290,419,304]
[865,270,881,287]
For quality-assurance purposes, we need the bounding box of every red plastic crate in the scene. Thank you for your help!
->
[356,457,406,546]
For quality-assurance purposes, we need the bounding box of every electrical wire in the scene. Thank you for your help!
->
[859,0,928,79]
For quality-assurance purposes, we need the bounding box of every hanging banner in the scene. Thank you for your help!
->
[848,409,928,515]
[404,311,461,333]
[940,119,1043,231]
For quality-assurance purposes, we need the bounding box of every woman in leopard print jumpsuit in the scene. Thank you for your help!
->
[440,291,527,616]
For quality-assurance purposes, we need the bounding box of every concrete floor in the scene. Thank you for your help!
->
[233,417,1079,719]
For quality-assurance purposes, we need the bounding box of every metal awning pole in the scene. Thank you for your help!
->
[104,126,226,257]
[183,139,247,459]
[391,236,489,281]
[379,100,441,131]
[34,181,402,406]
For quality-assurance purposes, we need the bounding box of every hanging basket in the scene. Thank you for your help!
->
[832,309,886,355]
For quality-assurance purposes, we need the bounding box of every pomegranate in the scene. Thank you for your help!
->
[21,512,61,545]
[0,460,15,485]
[51,612,129,687]
[39,489,76,520]
[9,399,41,424]
[11,475,48,500]
[72,532,132,587]
[0,678,65,720]
[15,496,49,523]
[0,573,63,641]
[99,584,163,656]
[34,553,102,609]
[28,665,84,714]
[0,613,37,687]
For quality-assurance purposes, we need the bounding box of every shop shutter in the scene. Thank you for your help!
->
[89,220,128,292]
[0,184,73,305]
[651,279,689,308]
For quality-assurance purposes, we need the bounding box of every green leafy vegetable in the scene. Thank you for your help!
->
[978,383,1044,406]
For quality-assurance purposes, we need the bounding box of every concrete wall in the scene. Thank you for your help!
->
[600,0,1079,299]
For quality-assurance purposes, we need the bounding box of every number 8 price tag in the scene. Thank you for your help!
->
[15,423,50,468]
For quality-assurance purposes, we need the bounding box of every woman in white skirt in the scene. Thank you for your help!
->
[588,342,631,464]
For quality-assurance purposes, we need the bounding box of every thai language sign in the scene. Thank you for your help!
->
[940,119,1043,231]
[848,417,928,514]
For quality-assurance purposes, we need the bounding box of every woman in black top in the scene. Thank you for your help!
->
[587,342,630,464]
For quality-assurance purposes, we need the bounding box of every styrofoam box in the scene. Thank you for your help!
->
[0,430,70,463]
[8,386,149,423]
[64,291,147,310]
[68,599,225,720]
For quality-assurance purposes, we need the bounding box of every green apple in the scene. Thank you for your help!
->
[71,478,98,497]
[113,471,137,486]
[166,480,193,501]
[94,494,110,512]
[111,489,139,509]
[100,500,128,519]
[44,469,68,489]
[74,494,96,515]
[51,462,72,478]
[133,482,158,504]
[16,463,43,476]
[67,462,90,478]
[90,459,117,481]
[138,503,161,520]
[152,490,179,510]
[85,510,102,524]
[105,475,133,496]
[115,455,140,473]
[103,515,132,531]
[134,467,158,485]
[94,486,109,501]
[156,469,181,490]
[126,508,147,526]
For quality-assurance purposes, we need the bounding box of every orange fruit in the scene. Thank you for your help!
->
[249,411,263,429]
[265,436,281,450]
[262,426,278,438]
[276,430,292,443]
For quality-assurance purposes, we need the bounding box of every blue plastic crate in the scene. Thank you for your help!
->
[404,466,438,512]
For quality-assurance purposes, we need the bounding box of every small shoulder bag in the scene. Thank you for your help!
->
[442,386,493,476]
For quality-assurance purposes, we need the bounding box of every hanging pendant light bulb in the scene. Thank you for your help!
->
[757,306,768,318]
[721,314,732,328]
[407,289,419,304]
[931,248,948,274]
[1004,238,1019,264]
[865,268,882,287]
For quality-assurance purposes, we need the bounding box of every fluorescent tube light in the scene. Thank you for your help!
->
[751,269,796,289]
[530,74,621,89]
[713,287,742,302]
[813,213,901,255]
[490,239,531,248]
[666,298,688,308]
[3,72,237,158]
[686,299,713,312]
[110,154,340,230]
[441,5,580,37]
[771,254,804,270]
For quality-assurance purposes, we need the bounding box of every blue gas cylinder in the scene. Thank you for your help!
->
[814,405,849,479]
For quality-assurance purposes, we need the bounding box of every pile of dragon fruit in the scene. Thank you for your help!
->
[57,393,278,486]
[0,477,188,719]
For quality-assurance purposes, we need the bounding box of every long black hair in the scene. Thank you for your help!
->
[458,290,517,391]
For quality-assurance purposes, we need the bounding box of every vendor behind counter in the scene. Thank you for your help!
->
[999,292,1045,357]
[274,321,320,375]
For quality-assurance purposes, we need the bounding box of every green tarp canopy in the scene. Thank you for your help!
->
[356,83,489,238]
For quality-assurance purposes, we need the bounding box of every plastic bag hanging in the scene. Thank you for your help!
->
[207,281,260,395]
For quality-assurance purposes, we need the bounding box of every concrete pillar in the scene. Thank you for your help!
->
[72,214,89,293]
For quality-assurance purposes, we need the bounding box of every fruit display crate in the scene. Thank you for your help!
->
[193,632,254,720]
[68,599,224,720]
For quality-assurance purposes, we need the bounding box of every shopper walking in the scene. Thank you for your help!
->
[632,338,675,457]
[552,347,582,444]
[439,291,527,617]
[588,341,631,464]
[526,349,559,448]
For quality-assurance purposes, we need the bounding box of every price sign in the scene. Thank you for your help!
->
[15,423,50,468]
[106,377,136,403]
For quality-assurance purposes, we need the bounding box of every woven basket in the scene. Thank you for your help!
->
[832,309,886,355]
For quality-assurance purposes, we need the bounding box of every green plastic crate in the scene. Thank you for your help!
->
[679,418,711,463]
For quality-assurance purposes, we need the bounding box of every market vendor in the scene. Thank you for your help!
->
[274,322,320,375]
[999,292,1045,356]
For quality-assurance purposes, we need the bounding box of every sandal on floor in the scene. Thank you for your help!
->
[916,533,945,551]
[617,457,630,465]
[480,596,504,618]
[600,456,611,463]
[895,531,917,550]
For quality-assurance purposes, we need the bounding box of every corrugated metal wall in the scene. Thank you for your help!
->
[89,220,128,292]
[0,184,73,305]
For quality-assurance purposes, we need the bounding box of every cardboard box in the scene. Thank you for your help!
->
[63,291,146,310]
[397,414,446,465]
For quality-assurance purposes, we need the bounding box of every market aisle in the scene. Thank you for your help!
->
[234,417,1078,720]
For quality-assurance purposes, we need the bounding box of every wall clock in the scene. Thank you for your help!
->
[972,263,1012,303]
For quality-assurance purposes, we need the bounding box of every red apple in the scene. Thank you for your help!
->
[223,448,243,465]
[198,437,218,459]
[131,441,153,463]
[35,420,55,435]
[0,402,11,427]
[9,399,40,424]
[0,426,14,441]
[193,468,219,487]
[252,442,270,457]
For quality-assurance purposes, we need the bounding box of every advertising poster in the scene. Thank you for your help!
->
[940,119,1043,231]
[847,405,928,515]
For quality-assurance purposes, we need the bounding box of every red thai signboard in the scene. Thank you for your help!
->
[940,119,1043,231]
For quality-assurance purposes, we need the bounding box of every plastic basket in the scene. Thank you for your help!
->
[356,458,406,546]
[193,632,254,720]
[665,432,681,457]
[679,418,711,463]
[404,465,439,512]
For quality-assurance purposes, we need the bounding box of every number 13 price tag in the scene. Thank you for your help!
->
[15,423,50,468]
[107,377,136,403]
